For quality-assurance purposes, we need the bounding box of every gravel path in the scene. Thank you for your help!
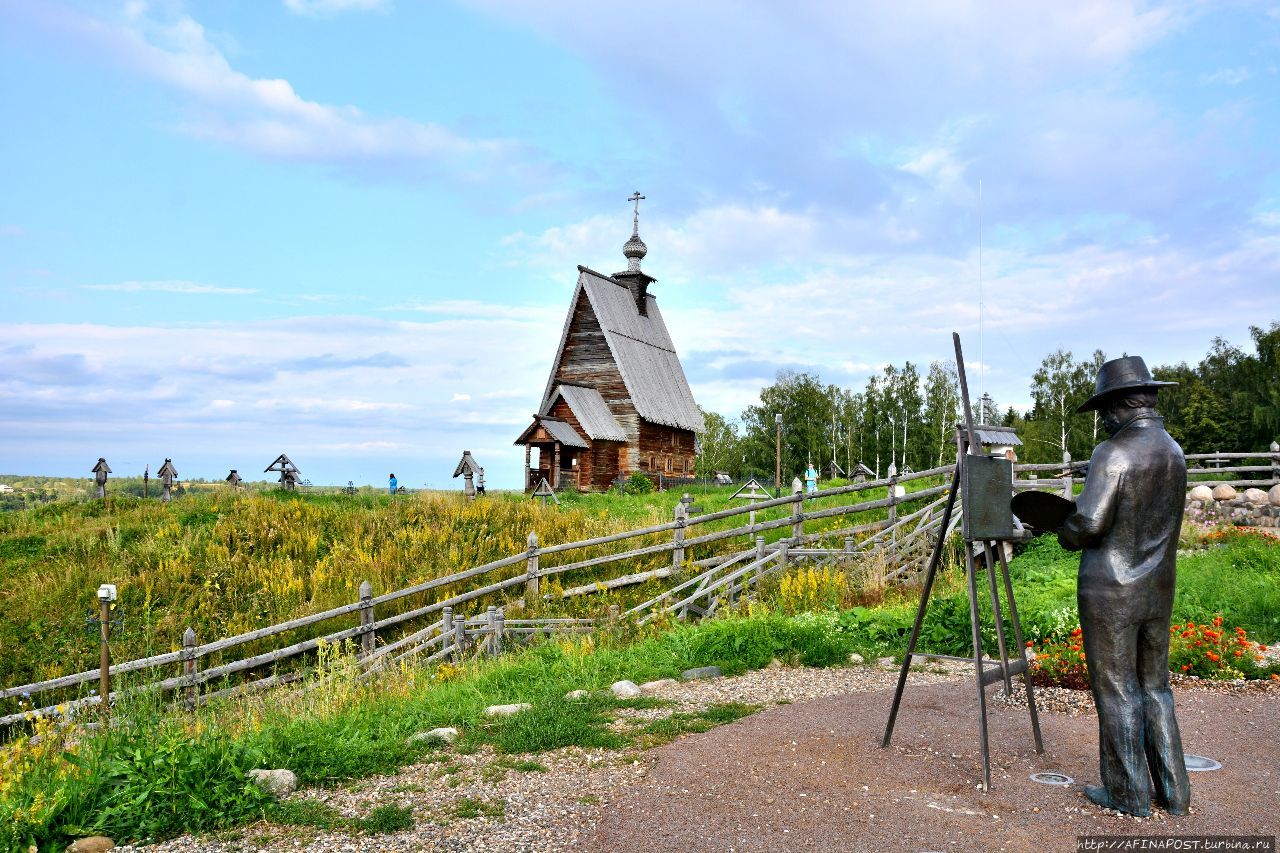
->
[116,663,1277,852]
[588,680,1280,853]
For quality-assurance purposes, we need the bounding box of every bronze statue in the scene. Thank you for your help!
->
[1058,356,1189,817]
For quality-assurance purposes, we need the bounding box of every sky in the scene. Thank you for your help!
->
[2,0,1278,489]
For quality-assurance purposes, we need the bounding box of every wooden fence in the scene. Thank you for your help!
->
[4,444,1276,727]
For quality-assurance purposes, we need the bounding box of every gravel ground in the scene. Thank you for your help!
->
[114,662,1278,852]
[588,680,1280,853]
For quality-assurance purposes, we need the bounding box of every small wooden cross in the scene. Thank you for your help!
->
[628,191,645,218]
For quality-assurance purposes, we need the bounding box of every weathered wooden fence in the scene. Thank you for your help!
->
[4,444,1276,727]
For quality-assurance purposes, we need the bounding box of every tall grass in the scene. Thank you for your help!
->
[0,477,947,695]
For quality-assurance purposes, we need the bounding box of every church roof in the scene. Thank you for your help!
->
[539,418,588,448]
[544,385,628,441]
[539,266,705,434]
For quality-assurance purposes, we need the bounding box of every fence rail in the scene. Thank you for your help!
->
[5,442,1276,726]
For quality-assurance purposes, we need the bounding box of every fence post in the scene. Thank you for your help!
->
[844,536,855,554]
[755,535,766,561]
[673,502,688,569]
[778,539,790,573]
[97,586,112,719]
[494,607,505,655]
[525,531,540,602]
[608,604,619,625]
[454,613,468,658]
[791,479,804,541]
[1271,440,1279,483]
[358,580,374,659]
[441,606,453,661]
[485,606,498,655]
[181,626,198,710]
[1061,449,1073,499]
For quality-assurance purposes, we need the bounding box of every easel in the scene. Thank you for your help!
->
[881,333,1043,790]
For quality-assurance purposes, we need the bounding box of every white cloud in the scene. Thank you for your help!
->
[283,0,389,16]
[23,2,537,182]
[1201,67,1252,85]
[83,280,256,295]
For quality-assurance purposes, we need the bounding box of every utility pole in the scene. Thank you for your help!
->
[774,413,783,498]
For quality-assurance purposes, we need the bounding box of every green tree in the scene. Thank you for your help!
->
[1028,348,1092,461]
[740,371,839,485]
[923,360,960,466]
[695,408,742,480]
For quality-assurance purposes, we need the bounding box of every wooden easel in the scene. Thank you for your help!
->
[881,333,1043,790]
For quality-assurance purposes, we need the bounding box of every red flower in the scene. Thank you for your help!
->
[1026,641,1034,648]
[1234,650,1243,657]
[1207,652,1220,662]
[1181,665,1190,671]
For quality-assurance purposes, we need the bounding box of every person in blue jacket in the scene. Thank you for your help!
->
[389,473,398,495]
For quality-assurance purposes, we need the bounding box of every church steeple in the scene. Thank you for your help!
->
[622,191,647,272]
[615,191,654,315]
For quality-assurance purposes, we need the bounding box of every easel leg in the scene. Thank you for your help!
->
[982,541,1013,694]
[965,543,992,791]
[882,464,960,748]
[997,545,1044,753]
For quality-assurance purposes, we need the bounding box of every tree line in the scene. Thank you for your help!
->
[696,321,1280,481]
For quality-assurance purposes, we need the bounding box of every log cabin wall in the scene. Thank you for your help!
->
[638,421,698,477]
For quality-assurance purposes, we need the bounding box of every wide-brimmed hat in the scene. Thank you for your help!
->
[1077,355,1177,413]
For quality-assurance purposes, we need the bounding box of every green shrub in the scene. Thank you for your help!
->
[625,472,654,494]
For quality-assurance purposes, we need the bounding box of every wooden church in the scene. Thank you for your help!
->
[515,198,704,491]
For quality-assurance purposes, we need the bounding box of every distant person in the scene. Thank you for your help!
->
[389,473,397,495]
[804,461,818,494]
[477,467,486,496]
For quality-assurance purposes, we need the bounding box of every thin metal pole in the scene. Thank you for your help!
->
[997,545,1044,753]
[965,543,992,792]
[882,460,961,747]
[982,541,1012,694]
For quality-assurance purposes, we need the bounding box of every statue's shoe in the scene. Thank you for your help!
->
[1084,784,1151,818]
[1153,794,1188,817]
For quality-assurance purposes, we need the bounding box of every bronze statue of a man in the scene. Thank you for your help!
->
[1058,356,1190,817]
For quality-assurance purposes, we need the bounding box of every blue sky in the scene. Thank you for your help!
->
[2,0,1278,488]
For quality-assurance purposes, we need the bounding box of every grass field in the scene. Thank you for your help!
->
[0,477,938,692]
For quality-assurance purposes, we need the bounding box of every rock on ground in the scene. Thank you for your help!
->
[1188,484,1214,502]
[483,703,532,717]
[1212,484,1237,501]
[408,727,457,745]
[248,769,297,799]
[611,680,642,698]
[70,838,116,853]
[680,666,722,681]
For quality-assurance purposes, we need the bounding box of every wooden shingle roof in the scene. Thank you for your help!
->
[539,418,588,448]
[543,385,627,441]
[539,267,704,434]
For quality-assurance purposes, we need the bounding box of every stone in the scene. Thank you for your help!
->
[1211,484,1237,501]
[1243,488,1269,504]
[409,727,457,745]
[483,703,531,717]
[69,839,115,853]
[877,656,896,669]
[1188,485,1214,502]
[247,768,297,799]
[640,678,678,692]
[1270,484,1280,507]
[848,653,865,665]
[564,689,590,701]
[610,680,642,698]
[680,666,723,681]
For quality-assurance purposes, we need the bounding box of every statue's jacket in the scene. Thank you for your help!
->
[1059,417,1186,617]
